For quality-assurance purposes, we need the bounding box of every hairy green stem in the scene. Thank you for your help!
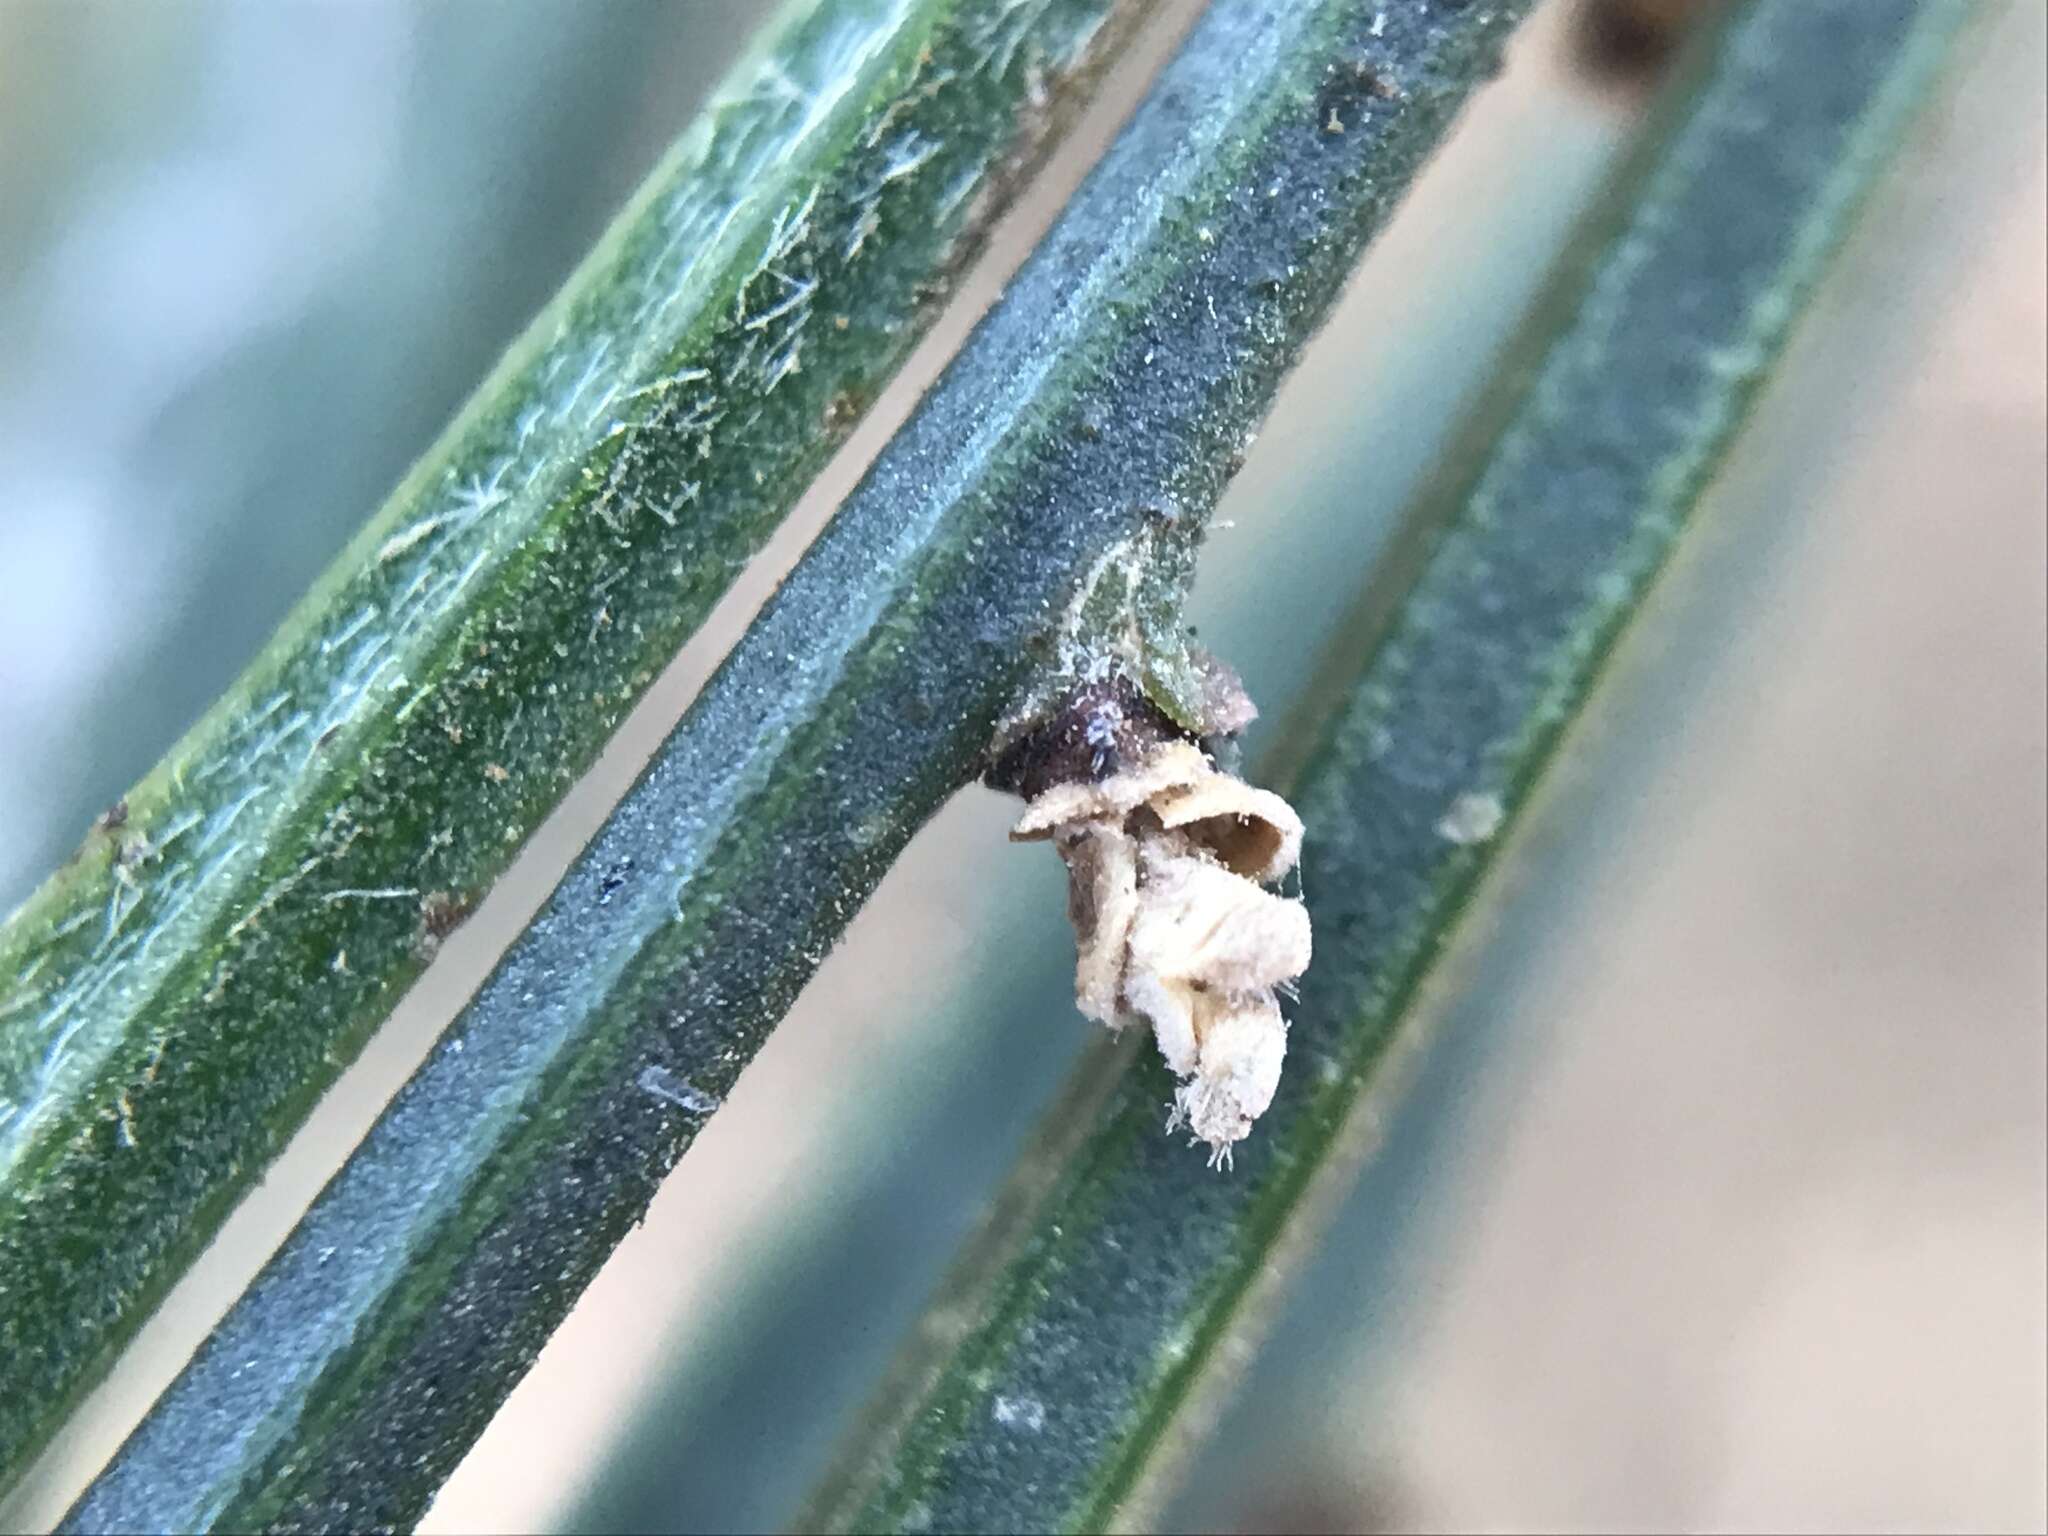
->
[801,2,1966,1530]
[0,0,1141,1494]
[63,2,1533,1528]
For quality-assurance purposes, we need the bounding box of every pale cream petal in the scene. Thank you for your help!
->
[1125,970,1200,1077]
[1169,995,1287,1161]
[1196,994,1287,1123]
[1128,846,1311,995]
[1008,740,1212,840]
[1013,728,1310,1165]
[1149,775,1304,883]
[1058,826,1139,1025]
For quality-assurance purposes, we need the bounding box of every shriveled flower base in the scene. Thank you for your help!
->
[994,679,1310,1167]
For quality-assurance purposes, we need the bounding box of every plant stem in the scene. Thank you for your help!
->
[801,2,1967,1530]
[62,2,1534,1529]
[0,0,1141,1496]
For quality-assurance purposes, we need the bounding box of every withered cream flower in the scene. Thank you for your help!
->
[1011,738,1310,1167]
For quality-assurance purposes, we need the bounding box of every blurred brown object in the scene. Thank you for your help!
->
[1572,0,1726,87]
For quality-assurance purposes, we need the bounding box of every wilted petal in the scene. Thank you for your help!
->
[1149,775,1303,883]
[1128,845,1310,995]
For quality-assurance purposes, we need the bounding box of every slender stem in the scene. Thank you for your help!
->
[62,2,1534,1529]
[801,3,1966,1530]
[0,0,1142,1495]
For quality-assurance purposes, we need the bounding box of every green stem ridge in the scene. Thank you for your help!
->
[63,1,1534,1528]
[0,0,1139,1494]
[803,2,1964,1530]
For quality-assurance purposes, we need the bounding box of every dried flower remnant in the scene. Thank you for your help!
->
[993,679,1310,1167]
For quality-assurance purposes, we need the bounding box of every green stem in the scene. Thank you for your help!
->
[0,0,1143,1496]
[62,2,1533,1529]
[802,2,1966,1530]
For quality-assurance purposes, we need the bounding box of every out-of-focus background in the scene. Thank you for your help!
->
[1,2,2042,1532]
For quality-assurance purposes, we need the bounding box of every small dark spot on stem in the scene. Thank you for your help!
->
[1571,0,1718,87]
[1313,54,1399,144]
[1349,58,1404,100]
[598,858,634,906]
[417,889,474,951]
[986,676,1184,800]
[824,386,869,432]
